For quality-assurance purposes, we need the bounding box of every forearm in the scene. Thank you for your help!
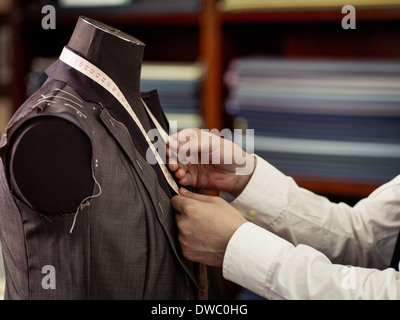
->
[222,155,400,268]
[223,222,400,300]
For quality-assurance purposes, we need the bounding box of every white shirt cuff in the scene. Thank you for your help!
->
[220,154,292,224]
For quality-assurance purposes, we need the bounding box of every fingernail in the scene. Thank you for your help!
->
[179,187,189,195]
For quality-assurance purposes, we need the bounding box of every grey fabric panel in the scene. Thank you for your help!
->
[0,81,204,299]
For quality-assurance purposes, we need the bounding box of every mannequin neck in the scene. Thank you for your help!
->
[67,16,145,103]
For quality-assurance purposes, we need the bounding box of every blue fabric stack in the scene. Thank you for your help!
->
[225,56,400,184]
[140,62,204,131]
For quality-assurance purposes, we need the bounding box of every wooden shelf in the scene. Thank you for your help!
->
[23,7,201,26]
[295,177,381,198]
[219,7,400,23]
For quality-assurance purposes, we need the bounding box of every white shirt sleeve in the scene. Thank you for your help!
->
[221,155,400,299]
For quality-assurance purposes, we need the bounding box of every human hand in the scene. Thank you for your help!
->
[172,187,247,267]
[167,128,256,197]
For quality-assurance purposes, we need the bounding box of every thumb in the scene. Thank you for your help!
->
[179,187,218,203]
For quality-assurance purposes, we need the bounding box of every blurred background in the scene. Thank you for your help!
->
[0,0,400,300]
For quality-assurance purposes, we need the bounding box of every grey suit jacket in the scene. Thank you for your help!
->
[0,66,222,299]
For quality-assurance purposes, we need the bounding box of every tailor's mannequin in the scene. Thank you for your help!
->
[6,17,147,214]
[0,16,224,300]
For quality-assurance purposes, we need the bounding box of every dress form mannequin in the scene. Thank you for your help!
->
[5,17,149,214]
[0,17,222,299]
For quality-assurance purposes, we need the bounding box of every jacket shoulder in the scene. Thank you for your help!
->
[3,81,94,214]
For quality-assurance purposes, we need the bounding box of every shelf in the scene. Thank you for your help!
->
[295,177,381,198]
[219,7,400,23]
[22,2,201,26]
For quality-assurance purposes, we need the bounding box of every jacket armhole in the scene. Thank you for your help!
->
[6,115,94,214]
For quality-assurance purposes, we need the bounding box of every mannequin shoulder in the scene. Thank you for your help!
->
[6,115,94,214]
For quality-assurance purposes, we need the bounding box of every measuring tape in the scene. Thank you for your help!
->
[59,47,179,195]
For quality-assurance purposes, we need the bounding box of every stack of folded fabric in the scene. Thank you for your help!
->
[224,56,400,184]
[58,0,201,13]
[141,62,204,131]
